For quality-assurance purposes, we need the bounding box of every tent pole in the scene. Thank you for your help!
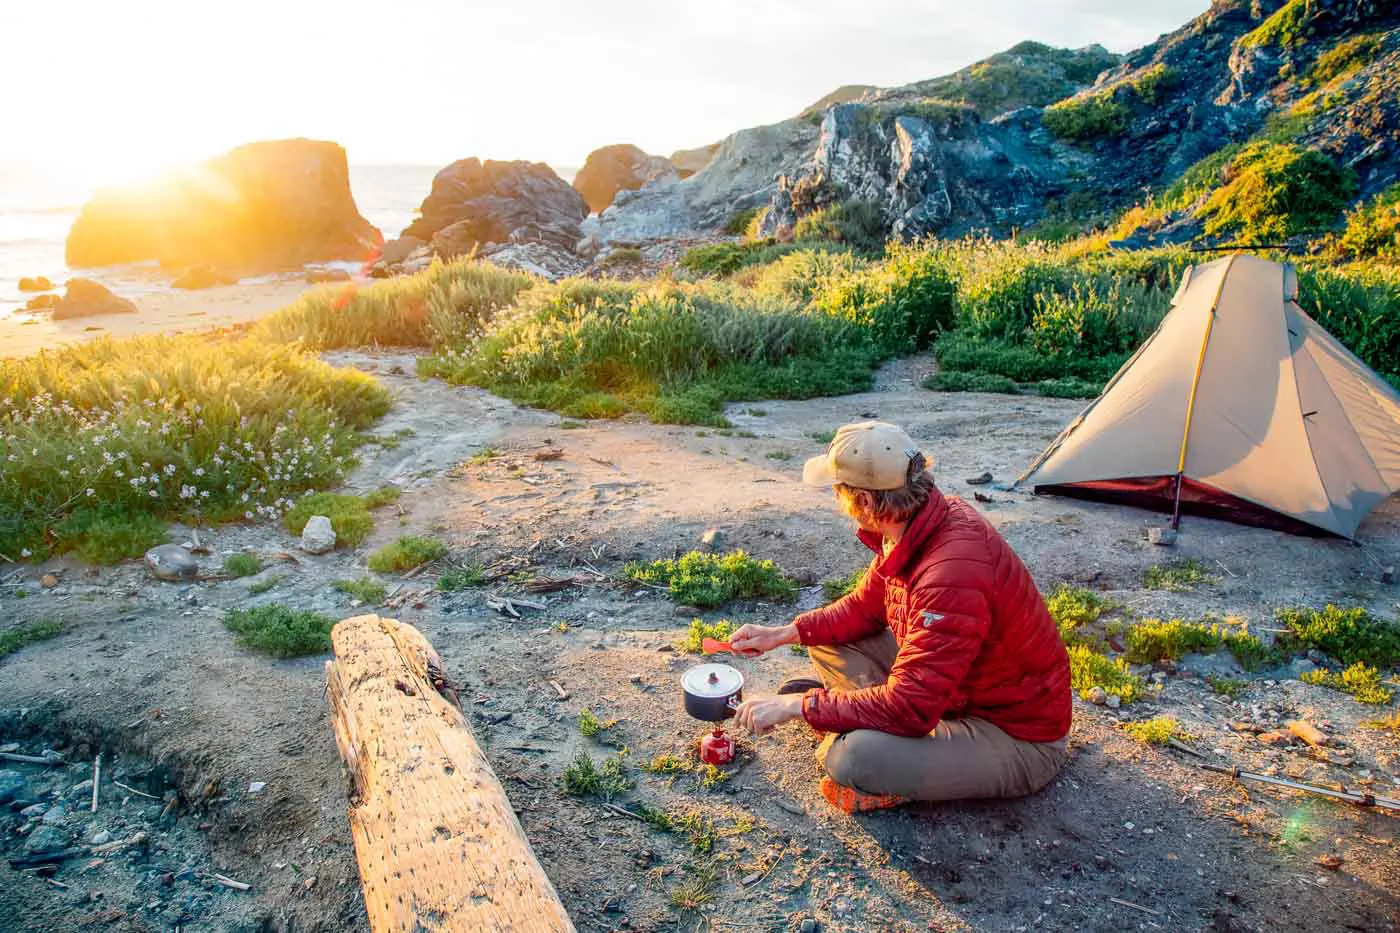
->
[1171,474,1184,530]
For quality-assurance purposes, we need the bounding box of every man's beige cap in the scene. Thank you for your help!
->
[802,421,923,490]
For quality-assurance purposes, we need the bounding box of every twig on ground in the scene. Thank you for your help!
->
[112,780,161,801]
[1167,737,1205,758]
[603,803,646,822]
[0,751,64,766]
[212,873,251,892]
[1214,559,1237,578]
[1110,897,1162,916]
[91,754,100,813]
[547,680,569,700]
[773,799,805,816]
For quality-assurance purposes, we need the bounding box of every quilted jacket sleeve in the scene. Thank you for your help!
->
[801,580,990,737]
[793,560,888,647]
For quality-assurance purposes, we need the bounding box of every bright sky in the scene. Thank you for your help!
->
[3,0,1208,184]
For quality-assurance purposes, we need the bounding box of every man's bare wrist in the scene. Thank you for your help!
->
[782,623,801,646]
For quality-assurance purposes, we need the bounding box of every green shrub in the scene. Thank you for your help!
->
[282,487,400,549]
[1143,558,1219,592]
[1206,676,1248,699]
[1309,32,1386,86]
[438,564,487,590]
[1240,0,1313,49]
[561,752,632,801]
[223,605,336,658]
[223,553,263,578]
[678,241,807,277]
[822,567,867,603]
[626,551,795,608]
[1047,584,1109,644]
[367,535,447,573]
[678,619,737,654]
[810,242,957,353]
[578,708,618,738]
[642,753,691,776]
[923,371,1020,394]
[1336,183,1400,260]
[793,200,888,254]
[1301,662,1394,705]
[0,620,65,659]
[1036,377,1103,398]
[600,247,643,267]
[1199,143,1356,242]
[1123,716,1179,745]
[723,207,763,237]
[1042,92,1130,142]
[1125,618,1227,664]
[332,577,387,604]
[1129,64,1178,105]
[1067,644,1143,702]
[253,257,534,349]
[1275,605,1400,668]
[0,335,389,563]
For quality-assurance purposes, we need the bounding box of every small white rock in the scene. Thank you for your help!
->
[1106,694,1122,709]
[248,781,268,795]
[90,830,112,846]
[41,805,68,825]
[1088,686,1108,706]
[300,516,337,555]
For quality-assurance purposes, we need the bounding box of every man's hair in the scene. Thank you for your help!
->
[834,452,936,524]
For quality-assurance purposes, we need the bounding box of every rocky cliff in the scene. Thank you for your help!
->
[590,0,1399,251]
[65,139,381,271]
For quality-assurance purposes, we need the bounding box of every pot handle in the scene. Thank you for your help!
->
[727,695,742,710]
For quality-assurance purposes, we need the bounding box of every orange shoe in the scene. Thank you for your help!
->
[819,777,908,813]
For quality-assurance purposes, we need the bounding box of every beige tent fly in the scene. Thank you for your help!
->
[1017,254,1400,538]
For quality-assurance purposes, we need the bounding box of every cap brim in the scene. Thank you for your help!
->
[802,454,838,487]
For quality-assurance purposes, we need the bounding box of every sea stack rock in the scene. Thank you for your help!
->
[66,139,382,272]
[572,144,676,214]
[50,279,138,320]
[373,159,589,279]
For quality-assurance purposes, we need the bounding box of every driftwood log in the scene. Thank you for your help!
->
[326,614,574,932]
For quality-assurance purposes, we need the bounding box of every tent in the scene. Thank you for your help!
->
[1016,254,1400,538]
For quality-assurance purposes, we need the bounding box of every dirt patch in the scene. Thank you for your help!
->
[3,352,1399,931]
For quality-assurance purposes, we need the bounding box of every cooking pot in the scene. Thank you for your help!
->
[682,663,744,722]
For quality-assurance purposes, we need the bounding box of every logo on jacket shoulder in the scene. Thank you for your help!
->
[920,611,945,627]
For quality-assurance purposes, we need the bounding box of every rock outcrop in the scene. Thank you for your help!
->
[373,159,588,279]
[572,144,676,213]
[578,119,820,250]
[17,276,53,292]
[66,139,381,272]
[50,279,138,320]
[668,144,720,179]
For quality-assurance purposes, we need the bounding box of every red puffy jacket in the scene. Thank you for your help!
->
[797,489,1071,742]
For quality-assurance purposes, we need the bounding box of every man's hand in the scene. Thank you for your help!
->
[728,622,798,657]
[734,694,805,734]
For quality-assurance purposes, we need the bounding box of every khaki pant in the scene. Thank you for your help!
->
[809,631,1068,802]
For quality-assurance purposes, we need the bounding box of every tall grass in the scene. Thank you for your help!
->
[0,335,389,561]
[253,257,535,349]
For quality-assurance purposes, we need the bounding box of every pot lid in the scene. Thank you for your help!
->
[681,663,744,697]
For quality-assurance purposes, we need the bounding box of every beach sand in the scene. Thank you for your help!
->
[0,280,330,359]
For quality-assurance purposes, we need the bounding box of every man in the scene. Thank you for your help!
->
[730,421,1071,813]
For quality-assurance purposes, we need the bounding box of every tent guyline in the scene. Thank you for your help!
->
[1017,254,1400,539]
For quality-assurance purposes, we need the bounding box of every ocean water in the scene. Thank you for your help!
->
[0,163,446,319]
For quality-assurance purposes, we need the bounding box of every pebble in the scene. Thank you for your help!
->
[40,573,59,589]
[90,830,113,846]
[24,824,69,854]
[144,544,199,582]
[628,675,643,685]
[700,527,724,551]
[1106,694,1122,709]
[300,516,337,555]
[19,803,48,818]
[248,781,268,795]
[0,770,27,804]
[800,919,819,933]
[41,804,69,825]
[1148,527,1177,547]
[1150,672,1169,685]
[71,779,94,796]
[1087,687,1108,706]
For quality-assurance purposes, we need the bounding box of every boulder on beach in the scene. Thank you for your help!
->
[572,144,676,213]
[24,294,59,311]
[50,279,138,320]
[373,159,588,277]
[304,268,352,284]
[17,276,54,292]
[66,139,382,272]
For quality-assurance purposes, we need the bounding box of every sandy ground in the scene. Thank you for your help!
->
[0,281,327,359]
[2,352,1399,932]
